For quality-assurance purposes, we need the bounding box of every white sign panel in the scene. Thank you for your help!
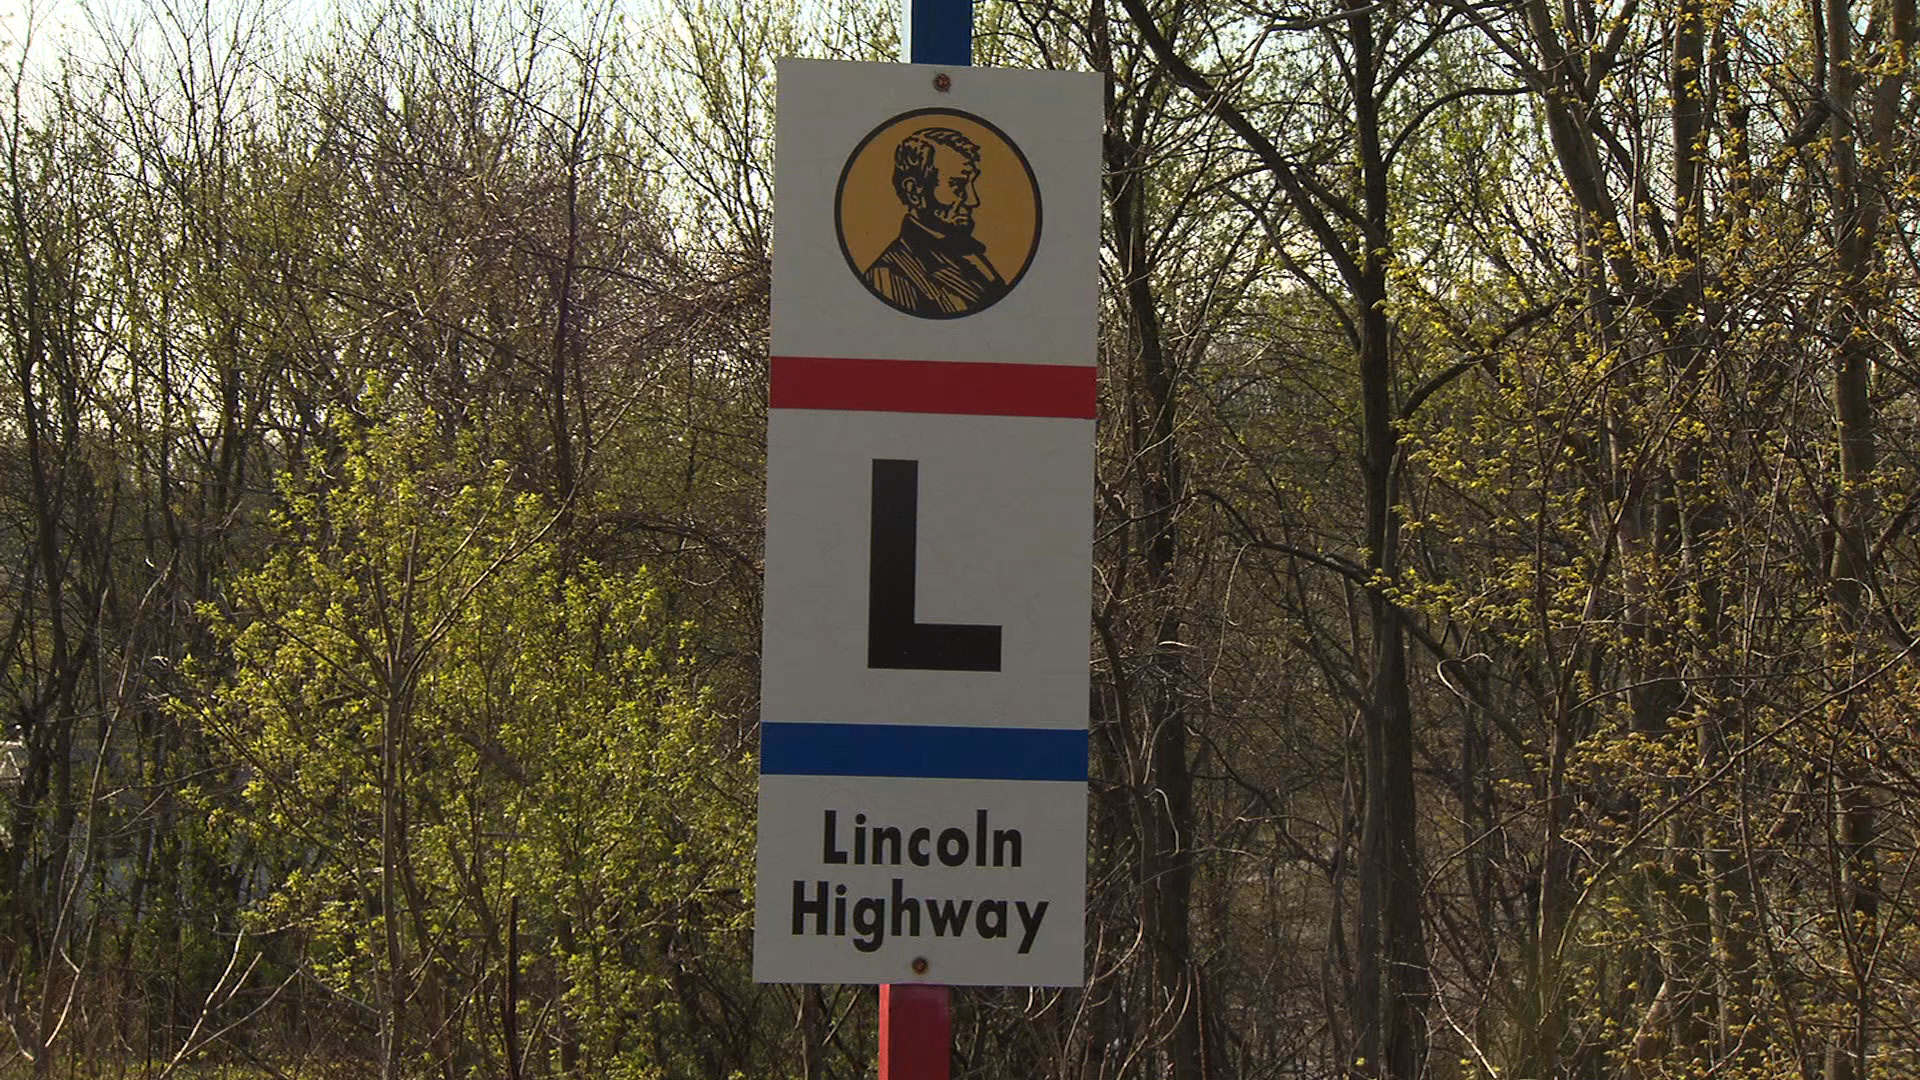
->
[756,58,1100,987]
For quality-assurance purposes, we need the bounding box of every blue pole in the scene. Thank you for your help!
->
[903,0,973,65]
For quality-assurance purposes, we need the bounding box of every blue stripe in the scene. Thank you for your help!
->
[762,722,1086,781]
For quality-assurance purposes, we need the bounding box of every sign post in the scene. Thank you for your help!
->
[888,10,967,1073]
[880,982,952,1080]
[755,3,1098,1075]
[902,0,971,65]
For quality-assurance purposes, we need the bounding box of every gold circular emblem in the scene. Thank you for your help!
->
[836,108,1041,320]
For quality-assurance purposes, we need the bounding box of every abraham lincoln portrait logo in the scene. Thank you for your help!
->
[836,109,1041,320]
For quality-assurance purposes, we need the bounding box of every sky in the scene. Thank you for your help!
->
[3,0,86,81]
[5,0,336,94]
[4,0,903,85]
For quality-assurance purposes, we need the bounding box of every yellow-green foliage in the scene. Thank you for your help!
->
[191,415,751,1077]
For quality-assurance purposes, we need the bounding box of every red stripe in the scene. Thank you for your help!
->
[770,355,1096,419]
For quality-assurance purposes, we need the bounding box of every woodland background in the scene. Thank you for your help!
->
[3,0,1919,1076]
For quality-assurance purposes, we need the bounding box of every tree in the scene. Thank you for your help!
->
[196,414,754,1076]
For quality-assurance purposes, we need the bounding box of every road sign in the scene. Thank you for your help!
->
[754,59,1100,987]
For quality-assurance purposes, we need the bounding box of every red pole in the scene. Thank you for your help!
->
[879,984,951,1080]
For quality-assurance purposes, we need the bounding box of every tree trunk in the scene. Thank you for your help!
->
[1107,110,1204,1080]
[1351,7,1430,1075]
